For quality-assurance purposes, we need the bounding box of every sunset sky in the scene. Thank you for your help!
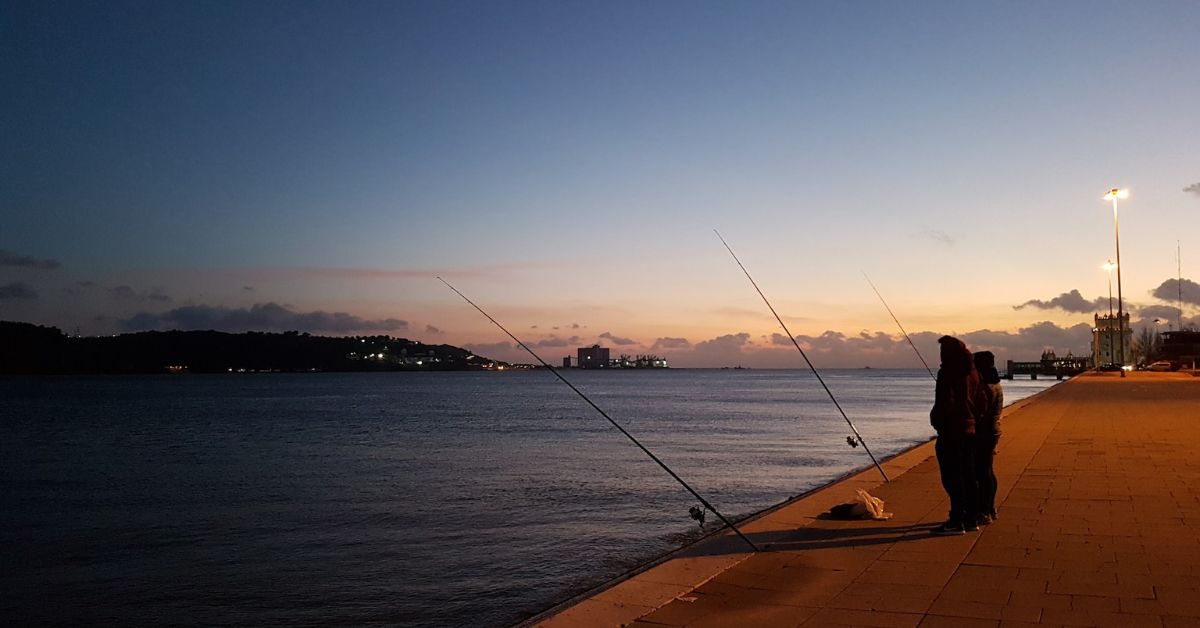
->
[3,1,1198,367]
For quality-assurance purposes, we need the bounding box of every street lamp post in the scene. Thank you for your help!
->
[1104,187,1129,377]
[1102,260,1116,318]
[1102,260,1117,366]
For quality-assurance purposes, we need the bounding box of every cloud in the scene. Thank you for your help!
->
[425,324,443,335]
[651,337,691,350]
[1184,182,1200,197]
[599,331,638,346]
[533,335,582,348]
[463,341,513,357]
[109,285,137,299]
[571,323,581,329]
[0,250,60,270]
[1015,289,1107,313]
[753,321,1095,369]
[107,285,172,302]
[242,285,255,292]
[0,281,38,300]
[694,332,751,353]
[960,322,1093,358]
[1150,278,1200,307]
[1136,304,1183,321]
[118,302,409,333]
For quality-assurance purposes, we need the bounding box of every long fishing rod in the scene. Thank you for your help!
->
[713,231,889,483]
[862,271,935,380]
[437,276,759,552]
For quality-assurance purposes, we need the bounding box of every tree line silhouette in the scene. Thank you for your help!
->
[0,321,503,374]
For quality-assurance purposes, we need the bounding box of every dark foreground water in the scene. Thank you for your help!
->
[0,370,1056,626]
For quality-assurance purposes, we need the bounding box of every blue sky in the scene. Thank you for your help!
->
[3,1,1198,365]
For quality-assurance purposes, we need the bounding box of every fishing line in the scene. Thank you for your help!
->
[862,271,935,380]
[713,231,889,483]
[437,276,759,552]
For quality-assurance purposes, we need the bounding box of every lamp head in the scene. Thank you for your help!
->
[1103,187,1130,201]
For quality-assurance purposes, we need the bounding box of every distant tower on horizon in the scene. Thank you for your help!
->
[577,344,610,369]
[1093,313,1132,367]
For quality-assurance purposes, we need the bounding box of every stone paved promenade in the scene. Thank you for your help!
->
[535,371,1200,627]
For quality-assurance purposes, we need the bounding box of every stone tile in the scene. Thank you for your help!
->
[1152,585,1200,617]
[926,597,1041,623]
[535,598,655,627]
[1006,590,1072,610]
[1046,578,1155,599]
[1039,607,1163,627]
[686,602,817,628]
[799,607,923,628]
[918,615,999,627]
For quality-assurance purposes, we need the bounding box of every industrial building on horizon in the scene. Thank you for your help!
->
[562,345,668,369]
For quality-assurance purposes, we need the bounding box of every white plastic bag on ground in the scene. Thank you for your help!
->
[854,489,893,520]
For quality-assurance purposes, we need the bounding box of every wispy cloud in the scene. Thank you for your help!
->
[425,324,443,335]
[599,331,638,346]
[0,250,60,270]
[0,281,38,300]
[918,230,954,246]
[1014,289,1107,314]
[1183,182,1200,197]
[119,302,408,333]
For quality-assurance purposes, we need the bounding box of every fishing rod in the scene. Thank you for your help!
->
[437,276,759,552]
[713,231,889,483]
[862,271,935,380]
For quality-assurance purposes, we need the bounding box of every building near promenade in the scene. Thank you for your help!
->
[1093,313,1132,367]
[577,345,610,369]
[1161,330,1200,369]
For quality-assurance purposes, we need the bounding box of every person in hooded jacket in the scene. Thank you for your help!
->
[930,335,990,535]
[973,350,1003,524]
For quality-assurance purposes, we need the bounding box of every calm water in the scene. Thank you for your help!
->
[0,370,1056,627]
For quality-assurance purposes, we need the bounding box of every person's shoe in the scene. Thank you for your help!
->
[964,519,980,532]
[990,511,998,521]
[932,521,965,536]
[977,514,993,526]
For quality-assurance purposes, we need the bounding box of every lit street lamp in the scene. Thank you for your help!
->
[1103,187,1129,377]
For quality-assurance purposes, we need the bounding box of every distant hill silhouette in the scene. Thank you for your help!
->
[0,321,506,374]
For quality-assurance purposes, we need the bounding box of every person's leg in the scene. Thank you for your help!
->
[986,435,999,517]
[935,436,961,524]
[959,436,980,530]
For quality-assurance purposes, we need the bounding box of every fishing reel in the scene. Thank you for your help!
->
[846,435,860,448]
[688,505,707,528]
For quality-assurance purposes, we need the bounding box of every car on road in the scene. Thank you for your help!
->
[1146,360,1175,372]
